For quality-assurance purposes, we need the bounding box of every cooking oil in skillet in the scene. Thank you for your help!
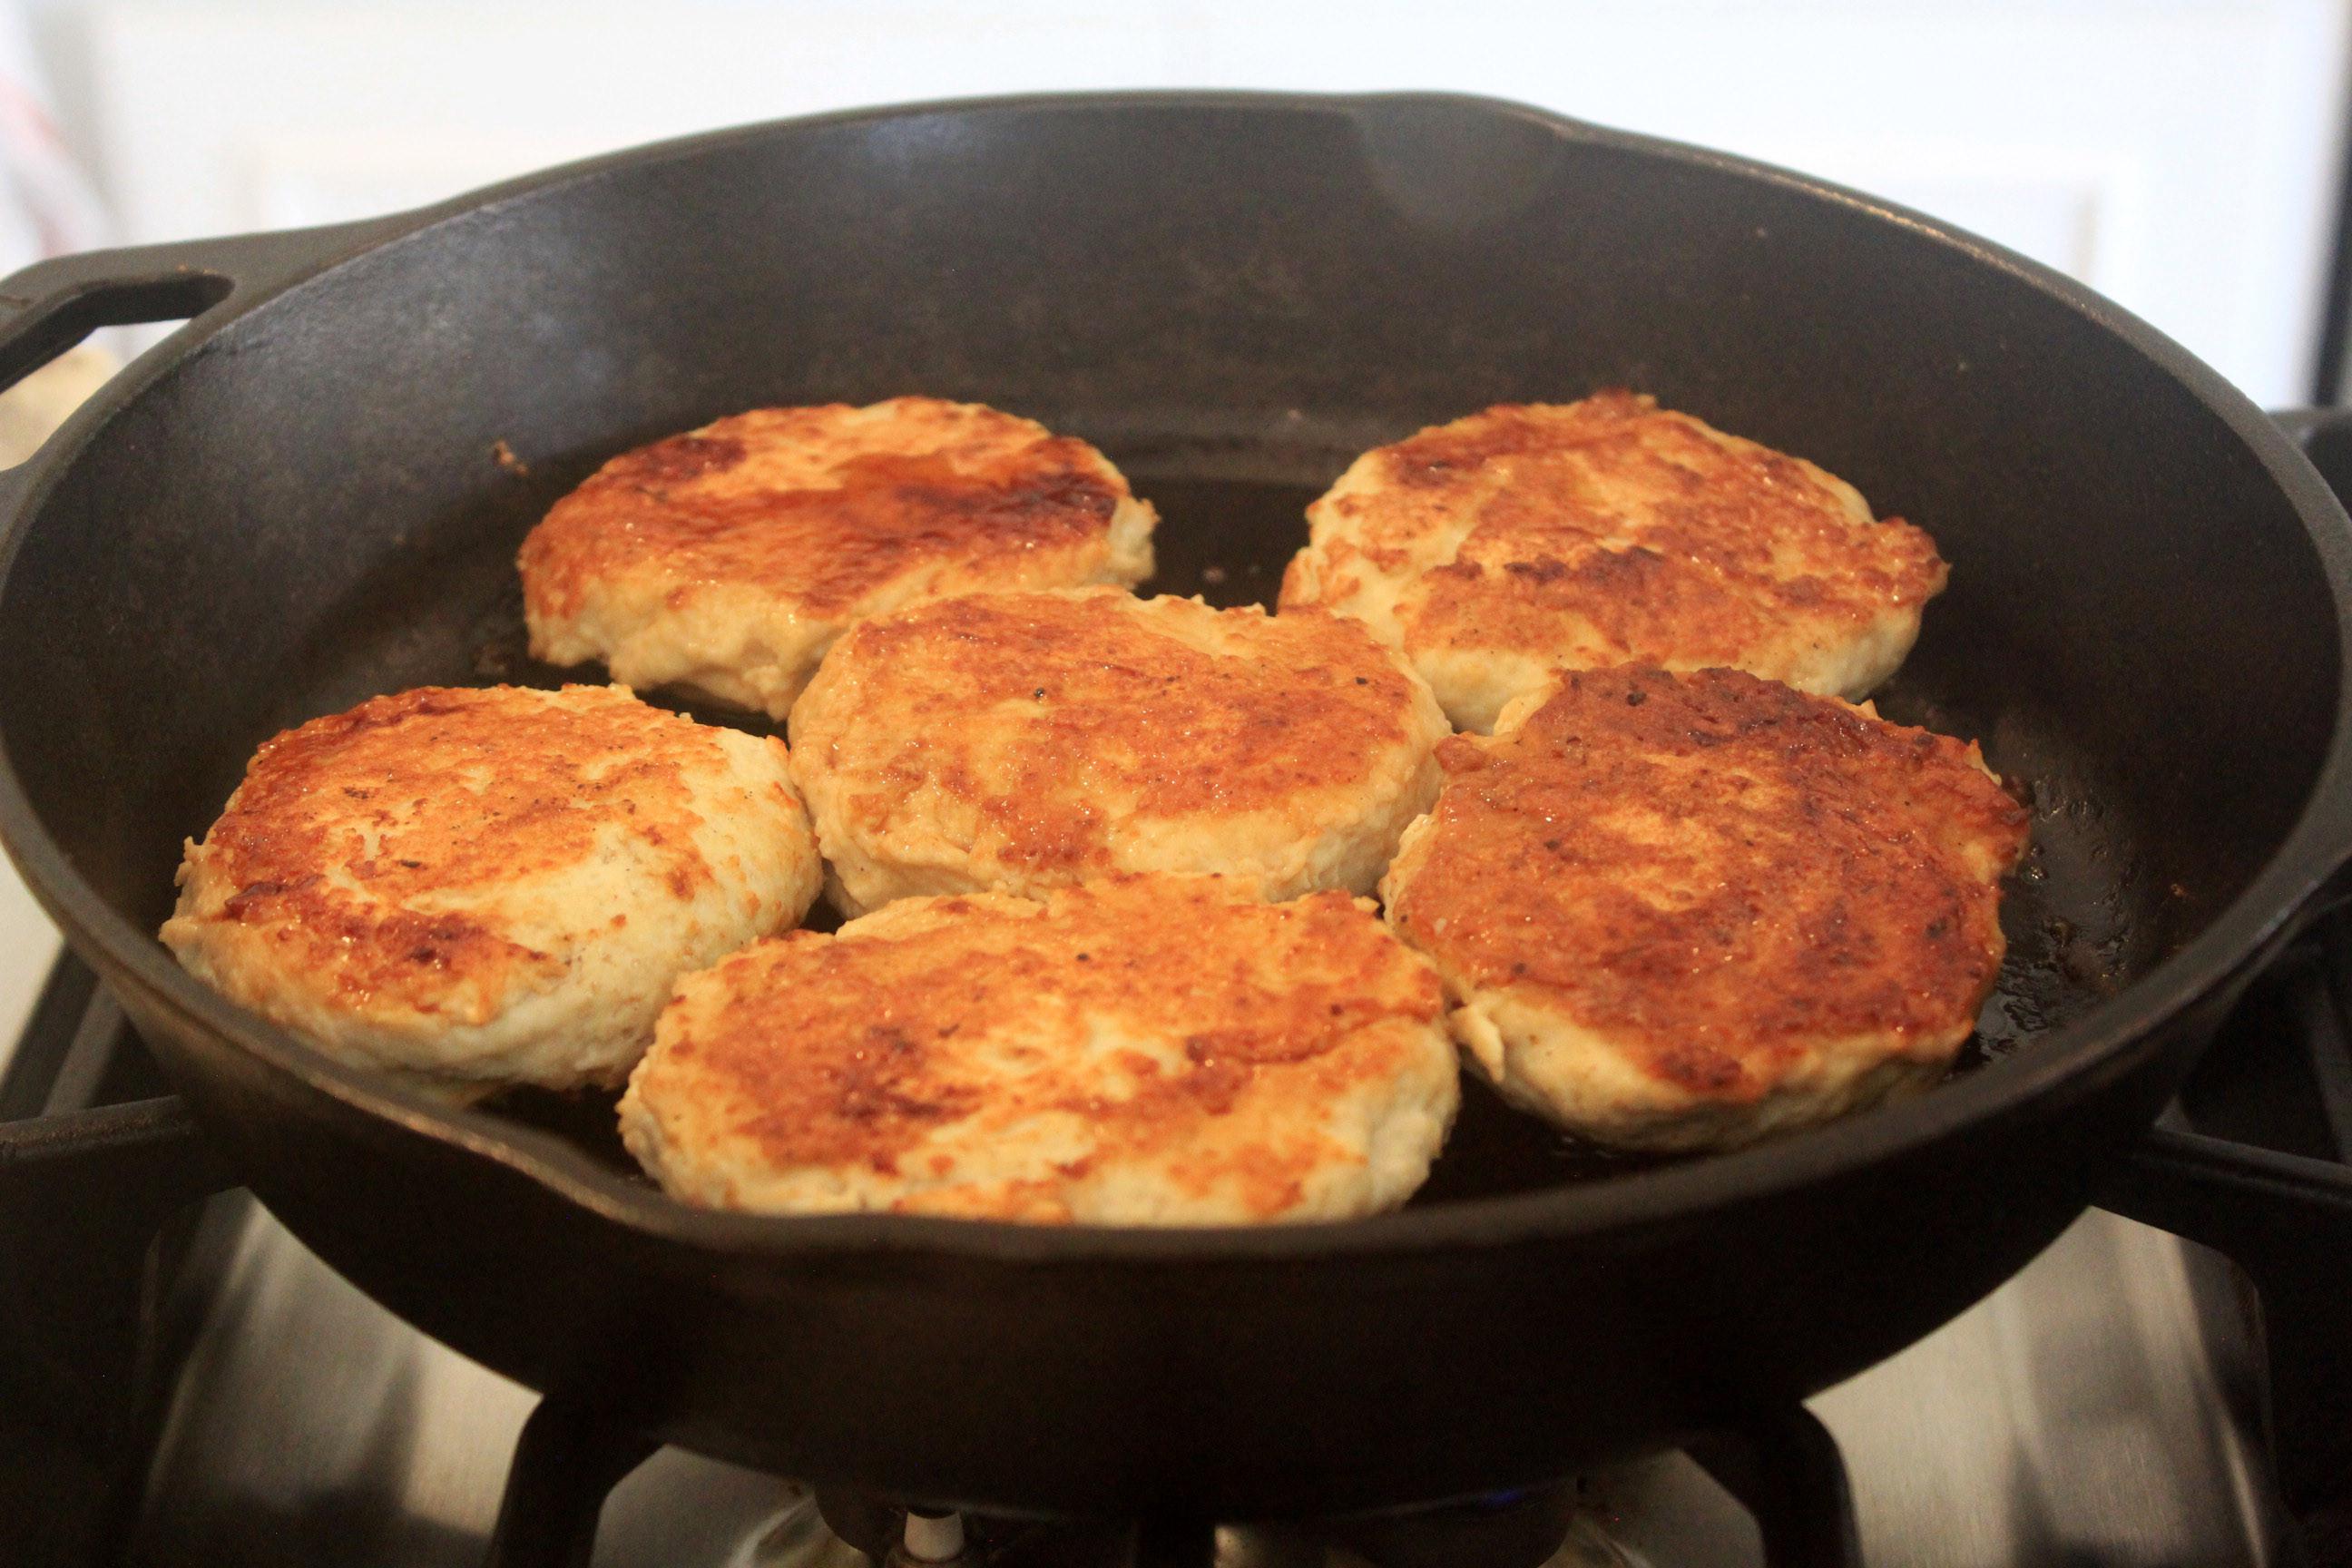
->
[466,463,2138,1203]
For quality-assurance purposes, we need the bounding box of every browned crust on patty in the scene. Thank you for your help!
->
[629,877,1450,1221]
[800,590,1431,878]
[1284,390,1946,673]
[518,399,1139,623]
[1387,666,2030,1100]
[169,685,764,1024]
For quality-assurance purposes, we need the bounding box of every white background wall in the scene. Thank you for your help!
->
[1,0,2349,1045]
[42,0,2352,404]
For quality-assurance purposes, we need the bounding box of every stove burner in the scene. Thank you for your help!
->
[789,1485,1637,1567]
[785,1420,1841,1568]
[1320,1485,1586,1568]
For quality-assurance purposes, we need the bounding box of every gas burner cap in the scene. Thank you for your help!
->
[779,1482,1645,1568]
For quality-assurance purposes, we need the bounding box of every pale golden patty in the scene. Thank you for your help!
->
[619,875,1460,1224]
[788,588,1450,915]
[1381,666,2030,1151]
[519,397,1157,720]
[161,684,823,1095]
[1280,392,1948,731]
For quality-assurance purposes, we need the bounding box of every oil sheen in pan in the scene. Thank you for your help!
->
[438,453,2136,1206]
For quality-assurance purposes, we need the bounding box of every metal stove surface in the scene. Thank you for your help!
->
[129,1192,2278,1566]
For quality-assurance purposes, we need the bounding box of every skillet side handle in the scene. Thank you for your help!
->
[0,219,400,403]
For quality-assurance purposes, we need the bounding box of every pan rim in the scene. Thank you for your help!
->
[4,85,2348,1267]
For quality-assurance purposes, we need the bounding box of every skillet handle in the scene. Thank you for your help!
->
[0,219,399,403]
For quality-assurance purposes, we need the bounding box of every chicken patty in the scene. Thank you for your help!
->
[788,587,1450,915]
[519,397,1158,720]
[162,684,823,1095]
[1280,392,1947,731]
[1380,666,2030,1151]
[619,875,1460,1224]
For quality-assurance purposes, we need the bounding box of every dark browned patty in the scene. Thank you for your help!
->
[1381,665,2031,1151]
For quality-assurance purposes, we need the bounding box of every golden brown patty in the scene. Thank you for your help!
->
[161,684,823,1094]
[1279,392,1948,731]
[1381,666,2030,1151]
[788,588,1450,914]
[518,397,1157,719]
[618,875,1461,1224]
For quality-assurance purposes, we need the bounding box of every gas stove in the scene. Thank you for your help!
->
[5,912,2347,1567]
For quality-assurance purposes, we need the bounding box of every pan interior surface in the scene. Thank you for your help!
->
[0,94,2339,1214]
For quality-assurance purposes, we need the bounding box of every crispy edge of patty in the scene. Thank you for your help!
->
[1379,664,2029,1151]
[519,397,1158,718]
[161,682,823,1092]
[1280,392,1947,730]
[618,874,1462,1223]
[787,588,1449,914]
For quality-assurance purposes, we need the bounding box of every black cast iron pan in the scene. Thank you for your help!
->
[0,92,2347,1518]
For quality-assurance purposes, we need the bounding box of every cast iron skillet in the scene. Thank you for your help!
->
[0,92,2347,1518]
